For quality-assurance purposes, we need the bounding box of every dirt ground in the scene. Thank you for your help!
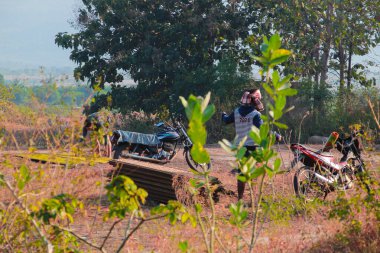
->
[1,144,379,252]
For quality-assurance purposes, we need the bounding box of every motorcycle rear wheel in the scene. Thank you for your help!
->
[184,150,211,172]
[294,166,325,201]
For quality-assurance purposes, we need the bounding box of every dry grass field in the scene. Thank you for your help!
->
[1,141,379,252]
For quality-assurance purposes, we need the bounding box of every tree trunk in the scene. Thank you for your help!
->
[338,41,345,89]
[313,43,320,86]
[320,1,334,87]
[347,40,353,89]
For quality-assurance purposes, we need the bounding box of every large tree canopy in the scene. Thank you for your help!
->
[56,0,254,112]
[255,0,380,87]
[247,0,380,131]
[56,0,380,134]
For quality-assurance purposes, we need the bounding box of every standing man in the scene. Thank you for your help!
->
[82,110,113,157]
[222,89,280,200]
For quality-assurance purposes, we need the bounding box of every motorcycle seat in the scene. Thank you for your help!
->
[113,130,162,146]
[298,144,334,157]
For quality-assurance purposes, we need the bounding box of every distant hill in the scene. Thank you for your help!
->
[0,65,76,86]
[0,65,136,87]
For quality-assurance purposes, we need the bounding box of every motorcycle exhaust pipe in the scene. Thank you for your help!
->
[314,172,336,184]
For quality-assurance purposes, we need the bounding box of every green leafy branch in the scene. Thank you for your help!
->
[1,167,193,253]
[180,92,223,253]
[32,193,83,225]
[180,92,215,166]
[219,33,297,252]
[0,166,54,253]
[54,175,193,253]
[179,34,297,252]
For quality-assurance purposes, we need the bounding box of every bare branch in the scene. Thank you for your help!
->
[116,213,167,253]
[100,219,123,250]
[56,225,107,253]
[367,97,380,130]
[3,178,54,253]
[116,219,145,253]
[249,172,266,253]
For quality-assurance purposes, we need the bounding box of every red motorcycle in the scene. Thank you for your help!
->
[289,130,371,201]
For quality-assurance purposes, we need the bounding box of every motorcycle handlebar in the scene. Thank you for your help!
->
[335,129,363,157]
[337,129,363,142]
[352,129,364,137]
[169,114,184,125]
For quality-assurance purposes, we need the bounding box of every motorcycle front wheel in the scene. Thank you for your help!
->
[184,150,211,172]
[294,166,325,201]
[112,143,129,159]
[350,159,373,195]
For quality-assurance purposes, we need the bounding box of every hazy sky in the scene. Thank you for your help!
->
[0,0,80,69]
[0,0,378,77]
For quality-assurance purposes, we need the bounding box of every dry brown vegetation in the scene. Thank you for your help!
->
[0,105,379,252]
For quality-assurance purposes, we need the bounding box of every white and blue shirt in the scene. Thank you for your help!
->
[222,105,263,147]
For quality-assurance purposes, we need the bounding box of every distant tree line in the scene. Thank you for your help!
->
[1,81,92,108]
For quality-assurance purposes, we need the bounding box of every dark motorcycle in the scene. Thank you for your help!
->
[111,119,211,171]
[289,130,371,201]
